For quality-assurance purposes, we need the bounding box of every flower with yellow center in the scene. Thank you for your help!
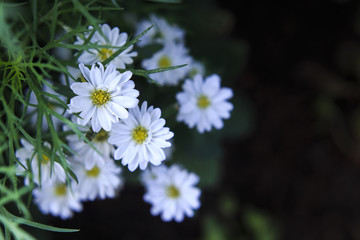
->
[166,185,180,198]
[176,74,234,133]
[90,89,111,106]
[86,166,101,177]
[33,180,82,219]
[197,95,211,109]
[108,101,174,172]
[71,160,123,201]
[75,23,137,68]
[142,42,192,86]
[143,164,201,222]
[132,126,149,144]
[98,48,114,61]
[54,183,68,196]
[158,56,172,68]
[67,62,139,132]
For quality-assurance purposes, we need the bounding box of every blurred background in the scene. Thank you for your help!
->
[25,0,360,239]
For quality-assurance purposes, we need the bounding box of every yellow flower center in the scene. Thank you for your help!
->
[197,95,210,109]
[132,126,148,144]
[98,48,114,61]
[94,129,109,142]
[54,184,67,196]
[91,89,111,106]
[37,154,50,165]
[158,56,172,68]
[166,185,180,198]
[86,166,100,177]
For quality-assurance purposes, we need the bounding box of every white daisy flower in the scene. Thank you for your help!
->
[32,180,82,219]
[143,164,201,222]
[67,62,139,132]
[15,139,66,186]
[75,23,137,68]
[108,101,174,172]
[176,74,234,133]
[141,42,192,86]
[71,160,123,201]
[135,14,185,47]
[67,128,114,170]
[27,82,67,131]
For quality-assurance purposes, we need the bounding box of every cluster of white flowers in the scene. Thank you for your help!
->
[135,14,234,132]
[17,14,233,222]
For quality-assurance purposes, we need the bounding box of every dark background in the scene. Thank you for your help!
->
[32,0,360,239]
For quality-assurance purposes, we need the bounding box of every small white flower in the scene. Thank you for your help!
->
[15,139,66,186]
[108,101,174,172]
[141,43,192,86]
[75,23,137,68]
[33,180,82,219]
[27,82,67,131]
[143,164,201,222]
[135,14,185,47]
[67,62,139,132]
[71,160,123,201]
[176,74,234,133]
[67,129,114,170]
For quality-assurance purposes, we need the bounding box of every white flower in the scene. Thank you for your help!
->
[135,14,185,47]
[32,180,82,219]
[75,23,137,68]
[27,82,67,131]
[141,42,192,86]
[15,139,66,186]
[71,160,123,201]
[108,101,174,172]
[176,74,234,133]
[143,164,201,222]
[67,129,114,170]
[67,62,139,132]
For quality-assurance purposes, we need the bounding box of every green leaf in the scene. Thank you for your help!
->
[2,207,79,233]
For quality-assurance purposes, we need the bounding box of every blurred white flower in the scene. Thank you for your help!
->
[143,164,201,222]
[71,160,123,201]
[108,101,174,172]
[176,74,234,133]
[135,14,185,47]
[141,42,192,86]
[15,139,66,186]
[33,180,82,220]
[67,62,139,132]
[75,23,137,68]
